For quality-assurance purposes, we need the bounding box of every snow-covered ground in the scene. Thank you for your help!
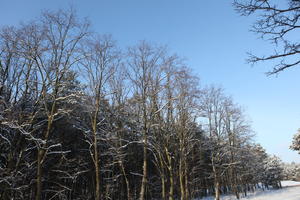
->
[281,180,300,187]
[198,181,300,200]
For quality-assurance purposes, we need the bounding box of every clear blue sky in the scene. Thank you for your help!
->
[1,0,300,163]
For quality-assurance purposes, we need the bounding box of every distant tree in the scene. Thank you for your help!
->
[291,129,300,153]
[239,144,268,193]
[199,86,229,200]
[234,0,300,75]
[262,155,283,189]
[282,162,300,181]
[222,97,253,199]
[173,67,200,200]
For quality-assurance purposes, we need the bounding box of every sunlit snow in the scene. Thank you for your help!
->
[198,181,300,200]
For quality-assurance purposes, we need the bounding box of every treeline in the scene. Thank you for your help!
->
[282,162,300,181]
[0,9,283,200]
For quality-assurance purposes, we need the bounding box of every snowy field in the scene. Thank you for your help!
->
[198,181,300,200]
[281,180,300,187]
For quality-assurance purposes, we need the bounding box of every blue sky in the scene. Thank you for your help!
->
[1,0,300,162]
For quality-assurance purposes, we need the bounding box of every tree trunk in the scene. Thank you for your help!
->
[92,100,101,200]
[139,146,147,200]
[179,157,185,200]
[35,114,54,200]
[214,178,220,200]
[94,136,100,200]
[158,152,166,200]
[119,160,131,200]
[139,133,147,200]
[167,149,174,200]
[169,171,174,200]
[212,162,220,200]
[161,174,166,200]
[139,94,148,200]
[35,149,43,200]
[184,158,189,200]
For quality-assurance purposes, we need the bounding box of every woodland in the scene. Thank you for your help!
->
[0,5,293,200]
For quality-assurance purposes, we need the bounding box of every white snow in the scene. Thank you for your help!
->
[198,181,300,200]
[281,180,300,187]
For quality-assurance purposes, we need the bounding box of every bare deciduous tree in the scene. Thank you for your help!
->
[81,35,119,200]
[234,0,300,74]
[28,9,89,200]
[126,41,165,200]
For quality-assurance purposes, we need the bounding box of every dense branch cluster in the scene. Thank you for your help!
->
[0,9,284,200]
[234,0,300,74]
